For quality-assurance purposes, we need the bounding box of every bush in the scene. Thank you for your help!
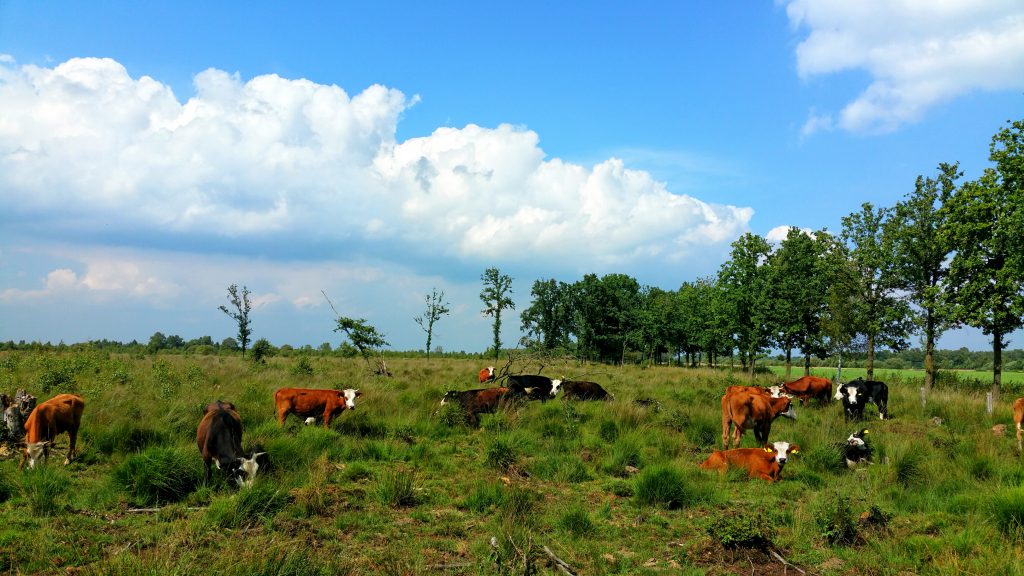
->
[112,446,202,505]
[291,356,315,377]
[706,509,776,549]
[815,493,858,545]
[250,338,274,364]
[18,466,71,516]
[207,483,290,528]
[634,465,690,510]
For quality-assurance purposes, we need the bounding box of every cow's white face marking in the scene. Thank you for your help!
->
[487,367,495,377]
[235,452,266,487]
[778,401,797,420]
[847,433,866,447]
[844,386,859,404]
[768,386,784,398]
[304,417,316,426]
[25,441,48,469]
[344,389,360,410]
[770,441,793,464]
[549,380,562,396]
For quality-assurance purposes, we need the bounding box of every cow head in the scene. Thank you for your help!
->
[549,379,563,396]
[847,428,869,447]
[233,452,268,487]
[842,386,860,405]
[342,389,361,410]
[487,366,495,377]
[21,440,54,469]
[766,441,799,466]
[776,397,797,420]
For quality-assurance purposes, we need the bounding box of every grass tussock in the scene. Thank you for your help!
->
[112,445,202,505]
[18,465,71,516]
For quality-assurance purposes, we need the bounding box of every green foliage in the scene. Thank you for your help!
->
[112,446,202,505]
[290,355,315,376]
[150,359,180,399]
[414,287,451,359]
[480,267,515,361]
[499,485,539,524]
[93,422,167,455]
[18,466,71,516]
[461,481,507,512]
[706,509,777,549]
[815,493,858,546]
[218,283,253,358]
[890,444,927,488]
[249,338,274,364]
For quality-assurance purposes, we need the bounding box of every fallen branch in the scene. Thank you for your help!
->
[768,548,806,575]
[126,506,206,513]
[542,546,577,576]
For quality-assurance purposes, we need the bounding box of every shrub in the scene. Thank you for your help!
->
[207,483,290,528]
[375,468,419,508]
[112,446,202,505]
[18,466,70,516]
[249,338,274,364]
[291,356,315,377]
[706,509,776,549]
[634,465,690,510]
[815,493,858,545]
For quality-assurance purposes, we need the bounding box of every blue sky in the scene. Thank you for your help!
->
[1,1,1023,353]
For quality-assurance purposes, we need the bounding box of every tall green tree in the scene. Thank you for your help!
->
[570,273,641,363]
[520,278,573,351]
[414,288,450,359]
[817,234,860,381]
[334,316,390,371]
[841,203,913,380]
[887,163,961,390]
[693,277,731,367]
[718,232,773,377]
[943,120,1024,397]
[480,267,515,361]
[674,281,704,366]
[218,284,252,358]
[765,228,829,378]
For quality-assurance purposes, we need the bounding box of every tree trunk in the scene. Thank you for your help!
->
[993,330,1003,400]
[784,348,792,379]
[803,353,811,376]
[748,347,756,380]
[866,333,875,380]
[923,309,935,391]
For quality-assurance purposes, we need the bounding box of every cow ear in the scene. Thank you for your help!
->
[790,445,800,454]
[355,390,362,397]
[253,452,266,458]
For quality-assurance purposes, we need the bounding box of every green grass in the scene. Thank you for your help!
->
[1,352,1024,574]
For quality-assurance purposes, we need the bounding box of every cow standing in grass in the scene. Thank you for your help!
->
[19,393,85,469]
[721,389,796,448]
[274,387,361,429]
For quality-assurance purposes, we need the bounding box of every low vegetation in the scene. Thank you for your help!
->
[1,351,1024,574]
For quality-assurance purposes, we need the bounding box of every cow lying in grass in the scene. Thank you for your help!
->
[699,441,800,482]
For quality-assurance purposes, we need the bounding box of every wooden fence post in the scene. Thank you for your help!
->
[920,387,926,409]
[987,392,994,416]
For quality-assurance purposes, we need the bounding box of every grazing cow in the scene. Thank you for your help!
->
[721,390,796,448]
[551,380,614,401]
[1014,398,1024,450]
[836,378,889,421]
[781,375,833,405]
[19,393,85,469]
[699,441,800,482]
[439,387,512,426]
[274,387,361,429]
[725,385,790,399]
[506,374,554,401]
[196,400,265,487]
[478,366,497,383]
[843,428,873,468]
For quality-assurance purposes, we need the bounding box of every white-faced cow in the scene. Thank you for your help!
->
[699,441,801,482]
[196,400,265,487]
[721,389,796,449]
[843,428,873,468]
[274,387,361,428]
[550,380,614,401]
[836,378,889,421]
[19,393,85,470]
[439,387,512,426]
[478,366,496,383]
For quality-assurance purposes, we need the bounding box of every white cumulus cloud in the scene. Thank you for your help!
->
[765,225,814,243]
[0,56,752,273]
[783,0,1024,134]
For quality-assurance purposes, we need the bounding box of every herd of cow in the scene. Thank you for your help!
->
[0,367,1018,490]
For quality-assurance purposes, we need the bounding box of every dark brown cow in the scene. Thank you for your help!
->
[197,400,258,486]
[551,380,614,400]
[274,387,361,428]
[721,390,796,448]
[700,441,800,482]
[20,393,85,469]
[781,375,833,405]
[439,387,512,426]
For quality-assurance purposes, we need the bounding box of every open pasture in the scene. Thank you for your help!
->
[2,351,1024,574]
[767,365,1024,389]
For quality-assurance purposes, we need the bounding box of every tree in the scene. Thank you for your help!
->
[841,203,913,380]
[570,273,641,363]
[718,233,773,377]
[480,267,515,361]
[520,279,573,351]
[414,288,451,359]
[333,316,390,371]
[146,331,167,354]
[943,120,1024,397]
[218,284,252,358]
[887,162,960,390]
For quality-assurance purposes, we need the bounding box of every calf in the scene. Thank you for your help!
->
[274,387,361,428]
[781,375,833,405]
[843,428,872,468]
[551,379,614,401]
[506,374,554,401]
[836,378,889,421]
[20,393,85,469]
[700,441,800,482]
[721,390,796,448]
[1014,397,1024,450]
[439,387,512,426]
[196,400,265,487]
[478,366,496,383]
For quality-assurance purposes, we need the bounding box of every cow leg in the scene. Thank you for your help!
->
[1018,422,1022,451]
[323,409,332,429]
[64,430,78,465]
[277,404,289,427]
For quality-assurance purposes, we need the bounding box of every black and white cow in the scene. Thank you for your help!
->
[506,374,554,401]
[550,379,614,401]
[842,428,873,468]
[835,378,889,421]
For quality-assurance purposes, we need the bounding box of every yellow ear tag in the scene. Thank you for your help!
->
[764,448,772,452]
[864,430,870,434]
[791,449,799,454]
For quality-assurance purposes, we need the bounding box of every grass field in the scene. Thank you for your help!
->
[2,351,1024,574]
[765,364,1024,389]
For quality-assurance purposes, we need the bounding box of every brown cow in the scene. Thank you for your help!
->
[1014,397,1024,450]
[724,385,790,399]
[274,387,361,429]
[20,393,85,469]
[478,366,496,383]
[781,375,833,405]
[700,441,800,482]
[196,400,265,487]
[721,390,796,448]
[439,387,512,426]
